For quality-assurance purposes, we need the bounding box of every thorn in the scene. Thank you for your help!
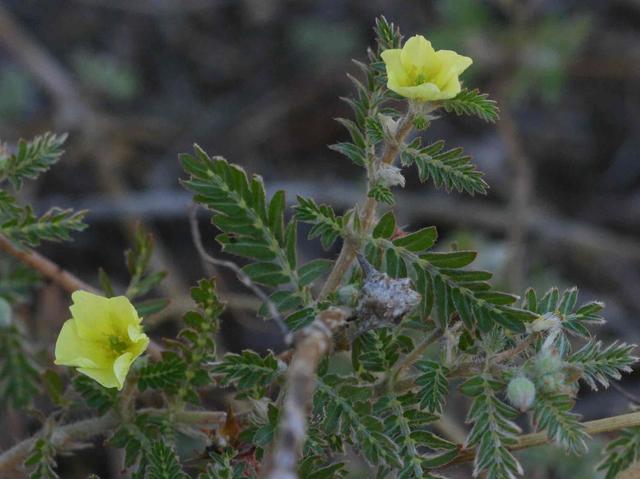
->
[356,253,375,278]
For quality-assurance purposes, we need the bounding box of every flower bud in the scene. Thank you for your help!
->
[337,284,359,307]
[378,113,399,138]
[507,376,536,412]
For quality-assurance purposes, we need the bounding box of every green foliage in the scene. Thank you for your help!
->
[0,133,87,246]
[368,183,395,205]
[569,340,637,391]
[0,133,66,189]
[138,353,187,394]
[145,442,188,479]
[442,89,499,122]
[366,215,535,333]
[199,449,257,479]
[400,138,488,195]
[532,391,589,455]
[73,375,117,414]
[125,227,167,302]
[415,359,449,415]
[1,206,87,246]
[139,279,223,402]
[109,414,173,478]
[375,392,457,477]
[181,148,315,321]
[212,350,283,399]
[294,196,344,250]
[313,374,402,468]
[352,328,413,380]
[462,375,523,479]
[598,427,640,479]
[25,437,59,479]
[0,262,39,302]
[0,323,40,408]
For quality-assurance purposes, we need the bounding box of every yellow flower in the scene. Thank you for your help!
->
[381,35,472,101]
[54,291,149,390]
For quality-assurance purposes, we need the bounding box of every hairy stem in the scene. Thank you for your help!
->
[264,308,348,479]
[0,408,226,474]
[449,409,640,467]
[318,111,415,299]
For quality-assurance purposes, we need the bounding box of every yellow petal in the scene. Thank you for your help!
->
[391,82,443,101]
[113,352,134,390]
[381,49,408,86]
[54,319,110,368]
[400,35,435,71]
[69,291,113,340]
[77,366,120,389]
[431,50,472,90]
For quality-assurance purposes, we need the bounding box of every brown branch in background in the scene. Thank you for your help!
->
[0,2,188,306]
[0,408,226,475]
[0,234,97,294]
[264,308,348,479]
[0,234,163,358]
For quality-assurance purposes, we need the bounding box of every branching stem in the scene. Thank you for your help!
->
[318,111,414,299]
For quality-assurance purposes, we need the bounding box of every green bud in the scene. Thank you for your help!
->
[337,284,359,307]
[507,376,536,412]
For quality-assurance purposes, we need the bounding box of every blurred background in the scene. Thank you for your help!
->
[1,0,640,477]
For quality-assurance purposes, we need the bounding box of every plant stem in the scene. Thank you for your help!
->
[449,409,640,467]
[0,408,227,474]
[264,308,348,479]
[0,234,97,294]
[389,328,442,383]
[318,111,415,299]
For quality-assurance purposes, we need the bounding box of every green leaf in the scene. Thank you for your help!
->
[442,89,499,123]
[73,375,117,413]
[368,183,395,205]
[416,360,449,415]
[533,392,589,455]
[598,427,640,479]
[0,133,67,189]
[1,206,87,247]
[402,139,488,196]
[298,259,333,287]
[373,211,396,239]
[212,350,283,399]
[146,442,188,479]
[138,352,188,393]
[294,196,344,250]
[329,142,366,166]
[463,375,523,479]
[181,148,303,294]
[0,324,39,408]
[569,340,637,391]
[392,227,437,252]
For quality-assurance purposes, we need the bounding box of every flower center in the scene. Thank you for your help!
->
[108,335,129,355]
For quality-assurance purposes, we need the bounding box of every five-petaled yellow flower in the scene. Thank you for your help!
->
[55,291,149,390]
[381,35,472,101]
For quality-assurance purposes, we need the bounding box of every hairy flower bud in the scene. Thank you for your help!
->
[528,312,561,333]
[507,376,536,412]
[377,164,405,188]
